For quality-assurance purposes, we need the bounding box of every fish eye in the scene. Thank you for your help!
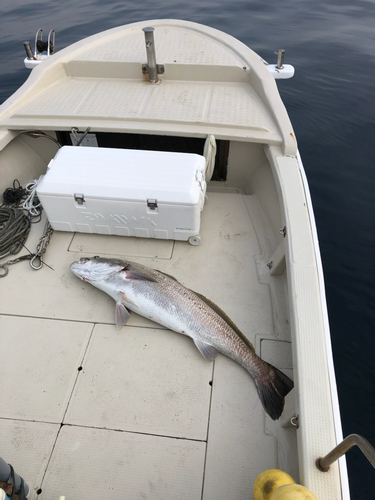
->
[79,258,89,264]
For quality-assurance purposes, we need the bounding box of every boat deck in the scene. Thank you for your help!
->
[0,20,294,151]
[2,73,280,144]
[0,188,295,499]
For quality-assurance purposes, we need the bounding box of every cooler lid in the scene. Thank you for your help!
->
[37,146,206,205]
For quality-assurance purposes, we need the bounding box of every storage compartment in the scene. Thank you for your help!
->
[37,146,206,242]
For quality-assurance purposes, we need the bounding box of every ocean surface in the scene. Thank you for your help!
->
[1,0,374,497]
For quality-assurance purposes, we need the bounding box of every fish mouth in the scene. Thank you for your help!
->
[70,261,89,281]
[69,257,125,282]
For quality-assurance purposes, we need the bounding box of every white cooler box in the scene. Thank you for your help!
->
[36,146,207,243]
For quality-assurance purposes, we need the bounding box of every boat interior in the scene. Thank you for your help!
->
[0,129,299,499]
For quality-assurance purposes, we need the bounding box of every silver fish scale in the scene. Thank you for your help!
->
[126,263,269,380]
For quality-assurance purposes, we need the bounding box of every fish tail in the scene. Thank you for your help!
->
[254,365,294,420]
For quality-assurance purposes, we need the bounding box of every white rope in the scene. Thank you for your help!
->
[203,134,217,182]
[22,174,44,217]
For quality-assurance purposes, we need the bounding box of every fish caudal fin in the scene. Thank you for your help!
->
[255,365,294,420]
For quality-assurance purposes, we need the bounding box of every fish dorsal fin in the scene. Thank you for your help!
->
[124,269,156,282]
[193,292,255,353]
[193,339,219,361]
[155,270,179,282]
[115,301,130,329]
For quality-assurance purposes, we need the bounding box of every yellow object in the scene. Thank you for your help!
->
[253,469,296,500]
[271,484,318,500]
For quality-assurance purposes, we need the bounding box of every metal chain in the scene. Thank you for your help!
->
[0,221,54,276]
[29,221,54,270]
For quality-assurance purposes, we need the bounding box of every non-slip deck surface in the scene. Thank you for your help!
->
[0,192,292,499]
[2,24,281,145]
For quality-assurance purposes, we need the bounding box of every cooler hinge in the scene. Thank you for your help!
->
[74,193,85,205]
[147,199,158,210]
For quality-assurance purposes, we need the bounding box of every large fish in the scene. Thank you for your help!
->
[70,256,294,420]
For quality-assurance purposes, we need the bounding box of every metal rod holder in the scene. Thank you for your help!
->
[142,27,158,83]
[23,41,34,60]
[275,49,285,69]
[316,434,375,472]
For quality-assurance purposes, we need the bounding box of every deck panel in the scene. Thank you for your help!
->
[203,356,276,500]
[41,425,206,500]
[69,232,174,259]
[64,324,213,440]
[0,419,59,500]
[70,24,247,66]
[0,316,92,422]
[12,79,276,133]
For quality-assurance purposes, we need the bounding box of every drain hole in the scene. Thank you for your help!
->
[37,488,42,494]
[78,366,83,371]
[209,381,212,386]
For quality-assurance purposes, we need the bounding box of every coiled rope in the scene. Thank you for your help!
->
[0,177,46,276]
[2,178,43,221]
[2,179,27,206]
[0,207,31,259]
[23,176,44,217]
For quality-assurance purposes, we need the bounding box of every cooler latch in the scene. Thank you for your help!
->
[147,199,158,210]
[74,193,85,205]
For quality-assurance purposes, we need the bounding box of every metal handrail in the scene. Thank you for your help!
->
[34,28,43,57]
[316,434,375,472]
[47,29,55,56]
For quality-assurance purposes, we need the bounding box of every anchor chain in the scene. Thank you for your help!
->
[30,220,54,270]
[0,221,54,277]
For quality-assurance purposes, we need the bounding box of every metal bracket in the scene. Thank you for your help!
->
[74,193,85,205]
[71,126,91,146]
[290,415,299,429]
[147,199,158,210]
[142,64,165,76]
[267,240,286,275]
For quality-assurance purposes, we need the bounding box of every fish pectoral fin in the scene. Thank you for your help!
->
[115,301,130,329]
[193,339,219,362]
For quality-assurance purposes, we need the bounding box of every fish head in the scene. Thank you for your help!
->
[70,256,126,283]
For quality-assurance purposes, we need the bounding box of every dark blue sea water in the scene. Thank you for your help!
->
[1,1,374,497]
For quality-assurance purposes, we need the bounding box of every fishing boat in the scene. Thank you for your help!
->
[0,19,353,499]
